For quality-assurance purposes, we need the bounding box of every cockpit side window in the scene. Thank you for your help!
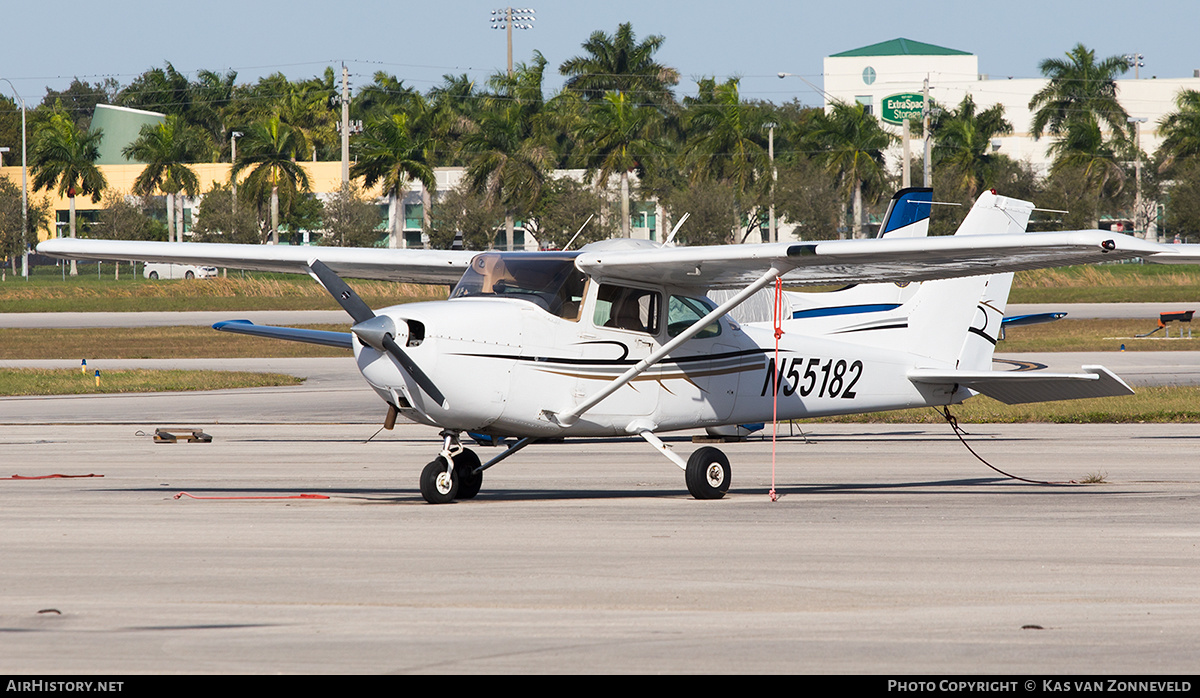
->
[450,253,586,321]
[593,284,661,335]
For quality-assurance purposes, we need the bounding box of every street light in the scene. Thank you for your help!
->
[777,72,835,104]
[1128,116,1148,238]
[0,79,28,278]
[491,7,536,76]
[1124,53,1145,79]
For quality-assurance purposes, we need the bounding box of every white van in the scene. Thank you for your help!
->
[143,263,219,280]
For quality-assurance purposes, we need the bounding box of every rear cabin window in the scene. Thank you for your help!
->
[593,284,661,335]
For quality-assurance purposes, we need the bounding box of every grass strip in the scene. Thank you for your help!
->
[0,325,350,360]
[0,272,446,313]
[998,318,1200,352]
[0,368,304,396]
[799,386,1200,424]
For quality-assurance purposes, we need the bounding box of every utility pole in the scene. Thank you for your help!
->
[901,118,911,189]
[341,64,350,187]
[1,79,27,278]
[230,131,243,214]
[922,77,931,188]
[767,122,776,244]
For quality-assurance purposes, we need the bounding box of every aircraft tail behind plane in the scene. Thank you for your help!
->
[796,191,1035,367]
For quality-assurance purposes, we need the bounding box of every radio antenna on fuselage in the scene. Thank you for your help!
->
[562,214,595,251]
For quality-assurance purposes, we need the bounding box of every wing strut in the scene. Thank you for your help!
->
[546,265,786,428]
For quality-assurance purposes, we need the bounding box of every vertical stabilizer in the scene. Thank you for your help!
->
[878,187,933,239]
[898,192,1035,366]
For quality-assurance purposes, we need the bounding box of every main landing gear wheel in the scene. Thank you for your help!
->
[685,447,731,500]
[420,459,458,504]
[453,448,483,499]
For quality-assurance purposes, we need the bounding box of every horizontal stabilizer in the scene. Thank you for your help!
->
[213,320,353,349]
[908,365,1132,404]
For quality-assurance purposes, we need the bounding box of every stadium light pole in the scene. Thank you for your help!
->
[0,79,28,278]
[491,7,536,76]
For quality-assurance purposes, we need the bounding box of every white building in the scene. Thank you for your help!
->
[823,37,1200,175]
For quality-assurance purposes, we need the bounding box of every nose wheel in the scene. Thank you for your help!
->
[419,436,483,504]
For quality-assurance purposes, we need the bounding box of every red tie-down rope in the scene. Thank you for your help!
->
[3,473,103,480]
[770,276,784,502]
[174,492,329,500]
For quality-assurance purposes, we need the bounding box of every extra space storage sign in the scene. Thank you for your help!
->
[881,93,924,125]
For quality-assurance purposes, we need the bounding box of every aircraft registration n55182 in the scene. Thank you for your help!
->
[38,191,1173,503]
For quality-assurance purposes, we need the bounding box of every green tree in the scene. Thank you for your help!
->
[461,55,555,250]
[87,190,165,242]
[1163,160,1200,240]
[232,116,311,244]
[527,177,617,249]
[1029,44,1130,140]
[573,91,663,237]
[1157,89,1200,174]
[929,95,1014,201]
[0,177,50,273]
[321,184,384,247]
[191,181,260,244]
[30,112,107,274]
[351,112,436,248]
[123,115,207,242]
[427,182,505,250]
[39,78,119,130]
[680,78,769,238]
[1047,117,1130,228]
[805,101,895,238]
[559,22,680,109]
[774,156,842,240]
[662,179,738,246]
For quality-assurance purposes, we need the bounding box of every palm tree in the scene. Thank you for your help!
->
[559,22,679,109]
[460,55,555,250]
[681,78,769,236]
[1157,89,1200,173]
[1029,44,1131,140]
[351,113,436,249]
[929,95,1013,200]
[123,115,208,242]
[1048,116,1129,228]
[232,116,311,244]
[805,101,895,239]
[30,112,107,274]
[574,91,664,237]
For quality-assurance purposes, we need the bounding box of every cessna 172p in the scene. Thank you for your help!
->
[37,191,1174,503]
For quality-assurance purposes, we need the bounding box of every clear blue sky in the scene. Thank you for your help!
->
[5,0,1196,106]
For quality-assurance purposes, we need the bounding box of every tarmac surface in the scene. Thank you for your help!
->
[0,303,1194,328]
[3,354,1200,673]
[3,308,1200,673]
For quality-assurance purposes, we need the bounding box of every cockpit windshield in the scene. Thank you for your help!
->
[450,252,587,320]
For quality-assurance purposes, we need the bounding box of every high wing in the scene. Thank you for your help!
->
[577,231,1164,289]
[38,229,1166,291]
[35,239,474,285]
[1145,243,1200,265]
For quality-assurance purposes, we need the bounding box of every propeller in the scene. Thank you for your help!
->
[307,259,448,409]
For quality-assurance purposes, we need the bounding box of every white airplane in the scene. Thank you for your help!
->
[38,191,1171,503]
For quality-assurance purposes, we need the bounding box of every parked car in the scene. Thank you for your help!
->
[143,263,219,280]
